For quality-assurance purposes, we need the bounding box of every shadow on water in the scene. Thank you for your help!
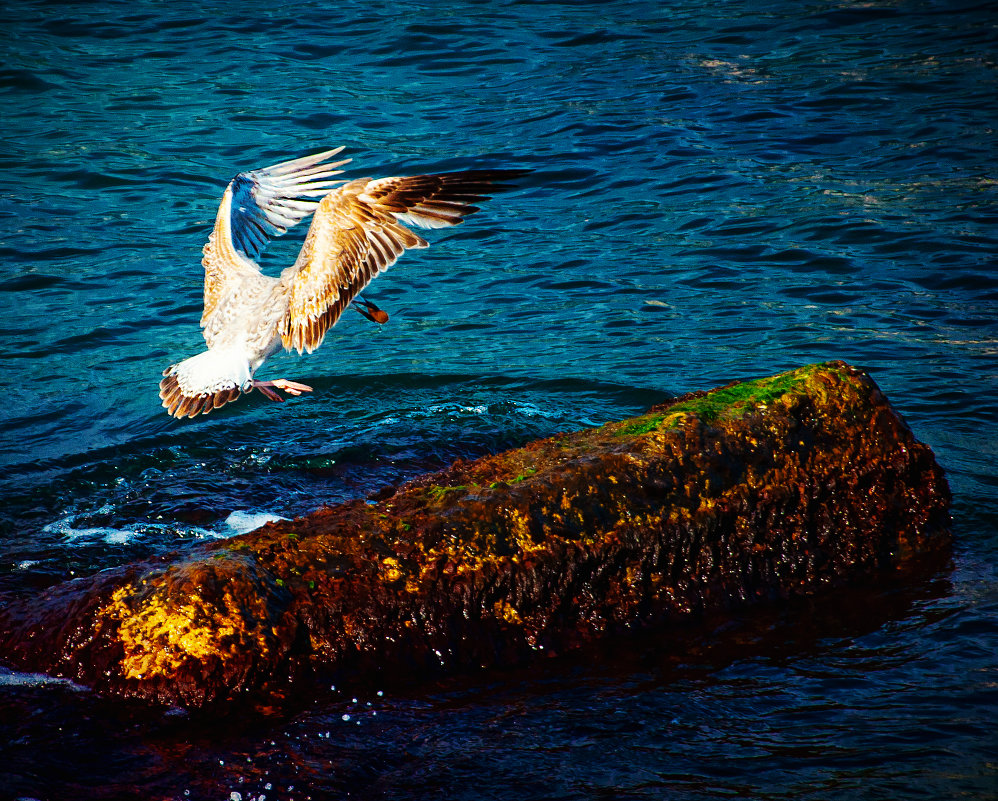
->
[0,561,954,801]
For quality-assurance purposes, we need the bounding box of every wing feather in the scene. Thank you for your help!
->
[280,169,529,354]
[279,180,424,353]
[200,147,351,333]
[229,147,351,260]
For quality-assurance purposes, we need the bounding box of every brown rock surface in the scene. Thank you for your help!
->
[0,362,951,707]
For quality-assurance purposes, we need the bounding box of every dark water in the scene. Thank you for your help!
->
[1,0,996,798]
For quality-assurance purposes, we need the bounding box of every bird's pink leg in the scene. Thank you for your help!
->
[252,379,314,402]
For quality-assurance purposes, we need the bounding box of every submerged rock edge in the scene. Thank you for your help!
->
[0,361,951,707]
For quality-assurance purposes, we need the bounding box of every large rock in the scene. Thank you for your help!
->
[0,362,951,707]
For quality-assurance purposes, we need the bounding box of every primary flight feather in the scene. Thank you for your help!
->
[160,147,527,418]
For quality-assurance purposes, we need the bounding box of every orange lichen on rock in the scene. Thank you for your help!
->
[0,362,951,707]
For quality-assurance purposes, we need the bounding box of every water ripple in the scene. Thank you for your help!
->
[1,0,996,798]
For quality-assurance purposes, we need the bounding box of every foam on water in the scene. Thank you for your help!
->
[42,515,142,546]
[0,668,86,692]
[224,510,288,536]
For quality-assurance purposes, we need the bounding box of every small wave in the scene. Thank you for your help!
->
[43,514,141,546]
[40,512,221,547]
[0,667,86,692]
[224,510,288,536]
[414,399,563,421]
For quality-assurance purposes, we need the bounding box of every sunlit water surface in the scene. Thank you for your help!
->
[1,0,996,798]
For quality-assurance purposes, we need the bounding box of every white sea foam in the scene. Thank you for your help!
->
[224,510,288,536]
[0,668,86,691]
[43,516,141,546]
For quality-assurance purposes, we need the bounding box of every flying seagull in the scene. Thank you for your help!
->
[160,147,527,418]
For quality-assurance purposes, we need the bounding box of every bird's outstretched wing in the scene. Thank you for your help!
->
[228,148,351,260]
[280,170,527,354]
[200,148,351,331]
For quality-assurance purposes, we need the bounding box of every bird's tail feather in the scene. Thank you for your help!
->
[159,348,251,418]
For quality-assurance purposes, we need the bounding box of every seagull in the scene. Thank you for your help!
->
[159,147,527,418]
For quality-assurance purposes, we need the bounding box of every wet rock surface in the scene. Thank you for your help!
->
[0,362,951,707]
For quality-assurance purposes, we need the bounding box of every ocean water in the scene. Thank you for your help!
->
[1,0,996,798]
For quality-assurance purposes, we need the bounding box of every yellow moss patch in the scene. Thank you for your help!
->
[99,558,278,682]
[382,556,403,582]
[494,601,522,625]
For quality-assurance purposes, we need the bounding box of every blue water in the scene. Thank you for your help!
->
[1,0,996,798]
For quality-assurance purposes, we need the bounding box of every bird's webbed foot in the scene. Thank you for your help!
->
[251,379,314,402]
[354,295,390,324]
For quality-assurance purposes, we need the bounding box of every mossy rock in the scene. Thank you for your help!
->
[0,361,951,707]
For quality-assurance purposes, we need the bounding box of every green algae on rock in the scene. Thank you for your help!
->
[0,362,951,707]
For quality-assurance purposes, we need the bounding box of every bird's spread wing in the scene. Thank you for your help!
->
[228,148,351,260]
[279,170,526,354]
[278,178,426,354]
[200,148,350,329]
